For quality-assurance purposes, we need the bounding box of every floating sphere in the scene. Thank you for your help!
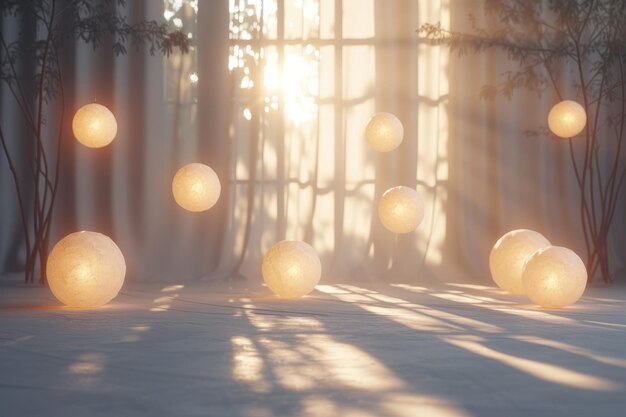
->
[522,246,587,309]
[172,163,221,212]
[489,229,551,295]
[548,100,586,138]
[365,112,404,152]
[72,103,118,148]
[378,186,424,234]
[262,240,321,299]
[46,231,126,308]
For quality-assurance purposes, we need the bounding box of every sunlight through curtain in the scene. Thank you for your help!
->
[0,0,452,283]
[218,0,450,283]
[3,1,620,284]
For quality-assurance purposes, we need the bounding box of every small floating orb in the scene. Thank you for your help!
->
[378,186,424,234]
[172,163,221,212]
[522,246,587,309]
[262,240,321,299]
[548,100,587,138]
[46,231,126,308]
[489,229,551,295]
[365,112,404,152]
[72,103,118,148]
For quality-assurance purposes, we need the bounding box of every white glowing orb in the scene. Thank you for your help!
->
[378,186,424,234]
[46,231,126,308]
[365,112,404,152]
[72,103,118,148]
[548,100,587,138]
[489,229,551,294]
[172,163,221,212]
[262,240,321,299]
[523,246,587,309]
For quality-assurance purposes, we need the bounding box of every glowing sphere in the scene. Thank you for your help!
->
[489,229,551,295]
[378,186,424,234]
[548,100,586,138]
[46,231,126,308]
[262,240,321,298]
[365,112,404,152]
[172,163,221,212]
[72,103,118,148]
[522,246,587,309]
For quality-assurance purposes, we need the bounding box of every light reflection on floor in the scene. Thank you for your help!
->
[442,336,620,391]
[235,300,471,416]
[1,282,626,417]
[319,283,626,395]
[393,283,579,325]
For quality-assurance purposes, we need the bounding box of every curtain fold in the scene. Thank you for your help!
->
[1,0,624,284]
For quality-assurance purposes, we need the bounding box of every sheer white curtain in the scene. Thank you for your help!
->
[0,0,493,283]
[3,1,621,284]
[212,0,451,283]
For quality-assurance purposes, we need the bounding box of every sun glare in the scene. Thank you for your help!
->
[229,0,320,124]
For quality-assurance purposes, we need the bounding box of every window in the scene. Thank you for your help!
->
[163,0,198,104]
[229,0,320,124]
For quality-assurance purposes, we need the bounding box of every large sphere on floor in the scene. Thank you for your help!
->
[365,112,404,152]
[522,246,587,309]
[172,163,221,212]
[46,231,126,308]
[489,229,550,294]
[262,240,321,298]
[72,103,118,148]
[378,186,424,234]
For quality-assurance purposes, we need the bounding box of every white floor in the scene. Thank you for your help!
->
[1,281,625,417]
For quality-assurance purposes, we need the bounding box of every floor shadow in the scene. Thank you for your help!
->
[2,283,626,417]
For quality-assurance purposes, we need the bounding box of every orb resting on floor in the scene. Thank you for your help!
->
[46,231,126,308]
[489,229,551,295]
[523,246,587,309]
[262,240,321,299]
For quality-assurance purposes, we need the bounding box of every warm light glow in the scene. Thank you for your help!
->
[72,103,118,148]
[229,1,320,124]
[318,285,500,334]
[365,112,404,152]
[444,336,619,391]
[172,163,221,212]
[231,335,270,392]
[224,0,450,271]
[489,229,551,295]
[513,336,626,368]
[522,246,587,309]
[263,48,319,124]
[262,240,321,298]
[378,186,424,234]
[548,100,586,138]
[46,231,126,308]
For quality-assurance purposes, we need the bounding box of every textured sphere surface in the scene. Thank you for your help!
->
[522,246,587,309]
[47,231,126,308]
[489,229,551,295]
[262,240,322,298]
[72,103,118,148]
[172,163,221,212]
[365,112,404,152]
[548,100,586,138]
[378,186,424,234]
